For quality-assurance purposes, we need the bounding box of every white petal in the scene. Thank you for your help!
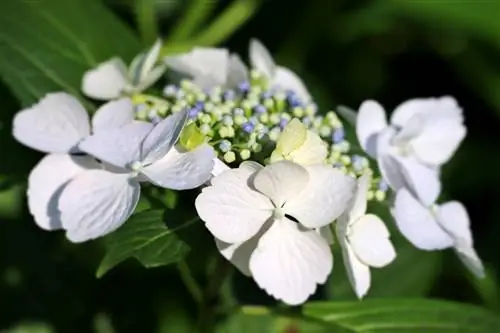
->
[410,116,466,166]
[141,109,187,164]
[436,201,472,245]
[397,155,441,206]
[211,158,230,178]
[347,173,370,222]
[91,98,135,133]
[391,188,454,250]
[195,165,273,244]
[391,112,427,145]
[142,144,215,190]
[455,245,485,278]
[166,48,229,88]
[79,122,153,169]
[339,236,371,299]
[135,65,167,92]
[249,218,333,305]
[249,39,275,79]
[82,58,128,100]
[378,128,441,206]
[318,226,334,245]
[356,100,388,158]
[436,202,484,278]
[286,166,356,228]
[252,161,309,208]
[215,235,260,277]
[226,54,249,89]
[27,154,99,230]
[139,38,162,82]
[289,130,328,165]
[377,154,406,192]
[13,92,90,153]
[348,214,396,268]
[390,96,461,128]
[273,66,311,103]
[59,170,140,242]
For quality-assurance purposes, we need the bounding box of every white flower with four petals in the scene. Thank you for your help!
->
[336,174,396,298]
[165,47,248,90]
[82,39,166,100]
[195,160,356,305]
[13,92,215,242]
[356,97,465,205]
[392,188,484,278]
[13,92,135,230]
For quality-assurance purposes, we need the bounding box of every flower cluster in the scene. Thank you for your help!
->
[11,38,483,305]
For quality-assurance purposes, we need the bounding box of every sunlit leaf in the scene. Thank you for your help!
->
[0,0,140,106]
[97,209,194,278]
[305,299,500,332]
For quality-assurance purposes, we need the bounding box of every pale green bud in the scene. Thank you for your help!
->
[268,128,281,141]
[219,126,235,138]
[269,114,280,125]
[319,125,331,138]
[171,105,183,113]
[223,151,236,163]
[263,98,274,109]
[293,107,305,118]
[375,190,386,202]
[200,114,212,124]
[200,124,212,135]
[259,113,270,123]
[367,190,375,201]
[340,155,351,165]
[251,143,262,153]
[240,149,251,160]
[234,115,247,126]
[204,102,215,113]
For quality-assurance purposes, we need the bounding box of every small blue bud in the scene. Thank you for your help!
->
[286,91,303,108]
[163,84,177,97]
[188,108,200,119]
[254,104,266,114]
[279,118,289,129]
[302,116,312,126]
[242,122,255,133]
[332,128,345,143]
[378,179,389,192]
[249,116,259,125]
[352,155,364,171]
[219,140,232,153]
[224,90,235,101]
[261,90,273,99]
[238,81,250,92]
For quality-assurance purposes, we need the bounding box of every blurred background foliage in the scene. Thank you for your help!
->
[1,0,500,332]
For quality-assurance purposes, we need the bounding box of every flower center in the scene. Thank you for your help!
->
[273,207,286,220]
[130,161,144,173]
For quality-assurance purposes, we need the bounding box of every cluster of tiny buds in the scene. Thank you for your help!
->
[131,71,389,201]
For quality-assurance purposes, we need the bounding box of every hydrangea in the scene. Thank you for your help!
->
[10,38,484,305]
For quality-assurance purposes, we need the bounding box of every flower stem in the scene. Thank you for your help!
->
[197,256,232,332]
[167,0,216,42]
[193,0,261,46]
[177,260,204,305]
[134,0,158,45]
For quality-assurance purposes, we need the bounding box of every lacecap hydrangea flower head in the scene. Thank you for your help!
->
[11,38,484,305]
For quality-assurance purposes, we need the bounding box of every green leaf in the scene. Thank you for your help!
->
[97,209,193,278]
[0,0,140,106]
[387,0,500,48]
[305,299,500,333]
